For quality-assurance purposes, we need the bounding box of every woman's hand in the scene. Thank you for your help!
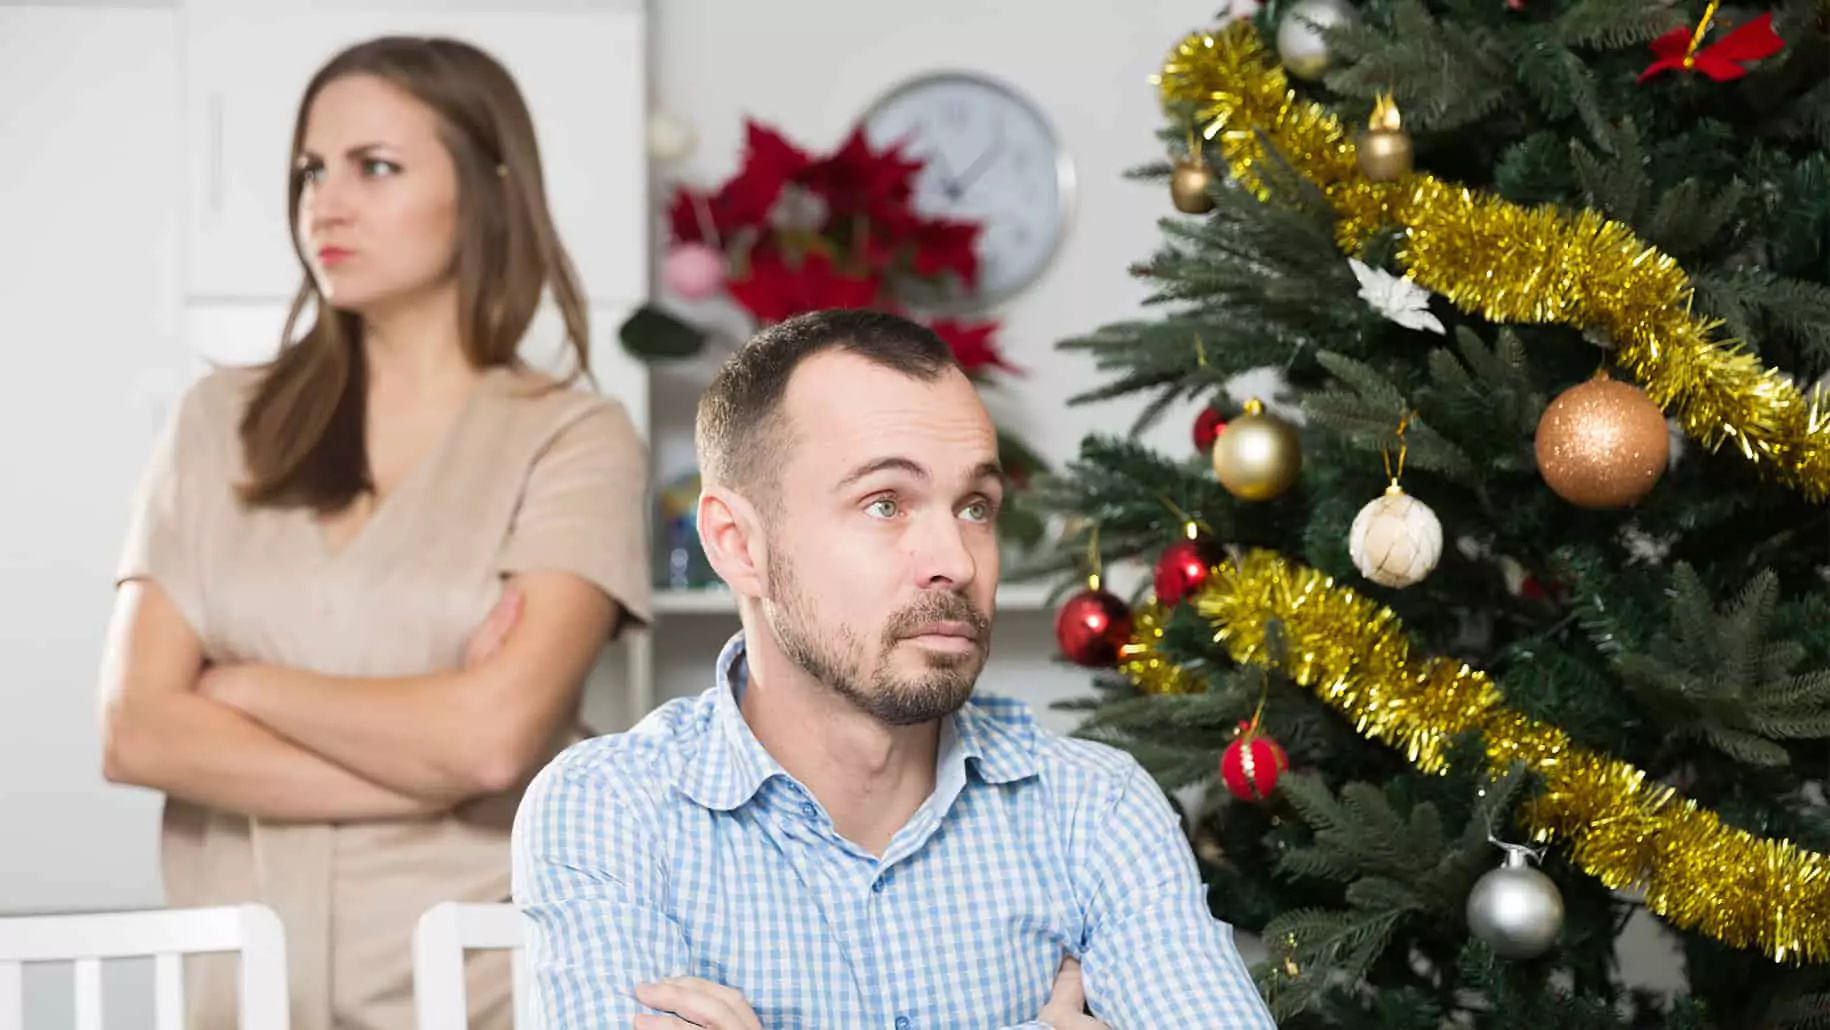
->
[464,587,524,668]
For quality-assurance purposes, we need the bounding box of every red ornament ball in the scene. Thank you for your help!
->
[1054,588,1133,667]
[1220,720,1289,801]
[1154,539,1211,607]
[1194,407,1228,453]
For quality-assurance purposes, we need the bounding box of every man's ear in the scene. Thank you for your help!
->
[698,485,768,599]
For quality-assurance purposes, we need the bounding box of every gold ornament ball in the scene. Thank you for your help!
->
[1276,0,1358,80]
[1534,374,1670,509]
[1356,130,1412,181]
[1355,93,1412,182]
[1170,158,1216,214]
[1213,399,1303,500]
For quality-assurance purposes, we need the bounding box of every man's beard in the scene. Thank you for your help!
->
[761,552,992,727]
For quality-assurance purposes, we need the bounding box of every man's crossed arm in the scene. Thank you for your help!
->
[510,753,1275,1028]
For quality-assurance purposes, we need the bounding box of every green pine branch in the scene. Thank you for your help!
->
[1551,0,1688,50]
[1255,767,1532,1022]
[1324,0,1512,132]
[1305,349,1481,487]
[1692,268,1830,364]
[1612,563,1830,767]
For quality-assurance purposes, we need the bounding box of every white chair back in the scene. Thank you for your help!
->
[0,902,288,1030]
[412,901,534,1030]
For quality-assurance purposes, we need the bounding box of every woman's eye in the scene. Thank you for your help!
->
[866,498,900,519]
[961,500,992,523]
[363,159,401,177]
[297,164,324,185]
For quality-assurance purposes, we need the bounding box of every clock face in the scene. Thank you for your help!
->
[858,72,1073,311]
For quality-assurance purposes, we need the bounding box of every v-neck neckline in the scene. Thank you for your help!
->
[311,367,499,564]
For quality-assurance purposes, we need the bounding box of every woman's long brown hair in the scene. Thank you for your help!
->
[238,35,592,513]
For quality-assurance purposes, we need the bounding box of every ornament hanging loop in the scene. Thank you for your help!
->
[1489,837,1546,868]
[1084,524,1103,592]
[1484,805,1546,866]
[1381,411,1415,489]
[1683,0,1722,67]
[1157,492,1210,540]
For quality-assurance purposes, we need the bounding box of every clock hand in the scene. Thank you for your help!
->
[917,146,960,191]
[944,121,1007,200]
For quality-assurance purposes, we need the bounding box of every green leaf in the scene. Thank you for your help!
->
[617,304,707,360]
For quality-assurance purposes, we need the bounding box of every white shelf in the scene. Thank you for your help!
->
[652,582,1064,616]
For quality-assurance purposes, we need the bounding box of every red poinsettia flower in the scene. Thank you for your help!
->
[908,218,981,284]
[668,121,814,243]
[929,318,1019,376]
[801,127,924,232]
[725,249,882,325]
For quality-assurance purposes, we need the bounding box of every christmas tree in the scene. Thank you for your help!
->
[1018,0,1830,1025]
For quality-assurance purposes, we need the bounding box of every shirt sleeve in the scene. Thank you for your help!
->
[1074,760,1278,1028]
[512,748,690,1026]
[496,398,653,630]
[115,379,210,635]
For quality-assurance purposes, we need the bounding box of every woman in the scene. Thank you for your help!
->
[97,35,650,1030]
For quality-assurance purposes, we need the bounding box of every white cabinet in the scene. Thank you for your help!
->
[180,0,647,305]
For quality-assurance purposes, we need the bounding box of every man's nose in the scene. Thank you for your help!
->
[912,510,977,591]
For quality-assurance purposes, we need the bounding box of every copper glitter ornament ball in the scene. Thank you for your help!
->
[1534,374,1669,509]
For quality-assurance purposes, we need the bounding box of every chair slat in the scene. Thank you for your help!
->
[0,905,288,1029]
[154,951,185,1030]
[0,961,22,1030]
[73,957,102,1030]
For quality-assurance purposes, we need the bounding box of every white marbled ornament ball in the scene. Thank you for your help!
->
[1276,0,1359,80]
[646,111,697,164]
[1349,485,1442,588]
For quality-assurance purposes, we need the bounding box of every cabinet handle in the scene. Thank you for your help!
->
[207,92,224,217]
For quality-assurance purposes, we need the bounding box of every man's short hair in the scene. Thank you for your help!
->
[694,308,962,506]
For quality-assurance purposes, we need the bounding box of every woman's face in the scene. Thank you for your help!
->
[294,73,461,315]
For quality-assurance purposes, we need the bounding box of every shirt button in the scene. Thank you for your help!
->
[871,876,889,893]
[894,1018,911,1030]
[801,801,820,821]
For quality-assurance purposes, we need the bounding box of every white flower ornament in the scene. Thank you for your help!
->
[1349,258,1445,335]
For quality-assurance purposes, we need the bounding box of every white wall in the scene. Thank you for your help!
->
[639,0,1212,719]
[0,5,184,914]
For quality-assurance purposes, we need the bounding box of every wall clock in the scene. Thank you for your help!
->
[857,70,1074,312]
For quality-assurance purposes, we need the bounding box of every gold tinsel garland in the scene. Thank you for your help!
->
[1122,548,1830,963]
[1155,23,1830,501]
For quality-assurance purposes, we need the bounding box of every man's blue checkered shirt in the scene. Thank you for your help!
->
[512,632,1275,1029]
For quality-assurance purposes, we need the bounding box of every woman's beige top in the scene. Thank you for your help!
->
[116,363,652,1030]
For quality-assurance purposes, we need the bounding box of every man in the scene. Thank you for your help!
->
[512,310,1274,1029]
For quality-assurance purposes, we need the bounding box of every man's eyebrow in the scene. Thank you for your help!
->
[833,457,1006,491]
[972,461,1008,490]
[836,456,928,491]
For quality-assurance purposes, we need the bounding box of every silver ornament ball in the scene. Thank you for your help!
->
[1276,0,1359,80]
[1466,848,1564,960]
